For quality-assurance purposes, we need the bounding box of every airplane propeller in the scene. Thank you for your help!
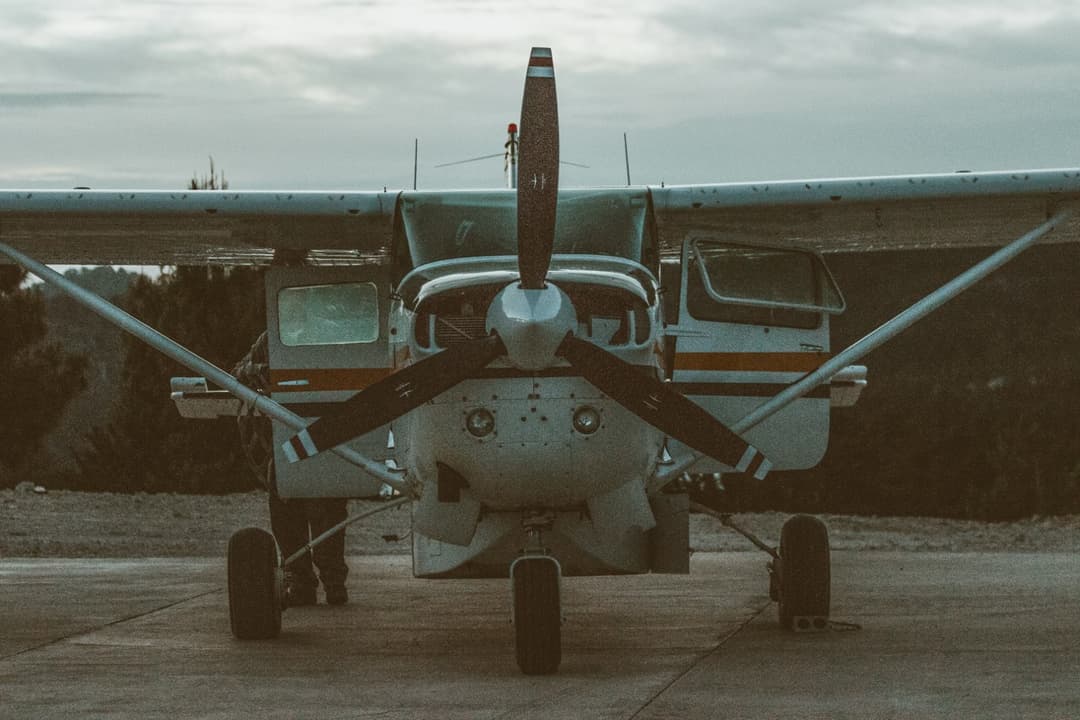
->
[283,46,768,478]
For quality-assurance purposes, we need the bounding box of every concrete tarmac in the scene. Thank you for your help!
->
[1,552,1077,719]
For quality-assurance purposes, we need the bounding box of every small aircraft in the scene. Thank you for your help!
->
[2,47,1079,675]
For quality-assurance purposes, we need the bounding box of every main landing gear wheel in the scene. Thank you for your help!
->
[777,514,831,632]
[512,557,562,675]
[227,527,282,640]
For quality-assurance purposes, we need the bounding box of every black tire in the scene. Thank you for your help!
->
[513,559,561,675]
[228,527,282,640]
[777,515,830,631]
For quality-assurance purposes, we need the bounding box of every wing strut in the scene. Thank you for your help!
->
[652,206,1075,489]
[0,241,409,493]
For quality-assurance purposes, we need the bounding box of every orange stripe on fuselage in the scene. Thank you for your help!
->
[673,352,830,373]
[270,368,393,393]
[270,353,826,391]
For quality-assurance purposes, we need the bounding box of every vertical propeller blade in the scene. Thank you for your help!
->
[517,47,559,289]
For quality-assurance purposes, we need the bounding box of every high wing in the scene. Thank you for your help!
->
[651,168,1080,256]
[0,190,396,265]
[3,168,1080,265]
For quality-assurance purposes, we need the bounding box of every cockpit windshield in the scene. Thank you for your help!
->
[400,188,649,266]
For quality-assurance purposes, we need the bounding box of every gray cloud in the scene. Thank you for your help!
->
[0,91,154,108]
[2,1,1079,190]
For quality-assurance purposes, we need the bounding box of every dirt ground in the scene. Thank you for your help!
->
[3,483,1079,557]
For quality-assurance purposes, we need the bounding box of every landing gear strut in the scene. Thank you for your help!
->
[225,497,411,639]
[690,502,831,631]
[511,556,562,675]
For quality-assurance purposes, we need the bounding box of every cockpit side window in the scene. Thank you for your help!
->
[278,282,380,346]
[685,243,843,329]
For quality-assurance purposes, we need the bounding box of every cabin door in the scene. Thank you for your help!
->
[265,265,393,498]
[667,238,844,475]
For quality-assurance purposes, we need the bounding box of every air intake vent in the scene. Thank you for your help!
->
[434,315,488,347]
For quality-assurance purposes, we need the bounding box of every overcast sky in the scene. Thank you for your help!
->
[3,1,1080,192]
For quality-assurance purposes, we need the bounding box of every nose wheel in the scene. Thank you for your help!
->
[227,527,283,640]
[511,556,562,675]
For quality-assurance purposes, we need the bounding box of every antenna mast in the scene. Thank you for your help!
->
[505,123,519,189]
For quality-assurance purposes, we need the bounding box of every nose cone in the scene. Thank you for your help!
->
[485,282,577,370]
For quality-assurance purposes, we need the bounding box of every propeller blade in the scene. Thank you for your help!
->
[557,336,772,479]
[517,46,559,290]
[282,335,505,463]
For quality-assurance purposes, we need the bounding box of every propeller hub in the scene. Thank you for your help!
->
[486,282,577,370]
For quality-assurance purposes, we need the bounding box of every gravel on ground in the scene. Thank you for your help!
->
[2,485,1078,558]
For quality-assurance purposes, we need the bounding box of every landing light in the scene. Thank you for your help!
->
[572,406,601,435]
[466,408,496,438]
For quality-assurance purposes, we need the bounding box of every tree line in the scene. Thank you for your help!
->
[0,266,87,484]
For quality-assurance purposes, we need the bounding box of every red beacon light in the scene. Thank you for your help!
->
[507,123,518,134]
